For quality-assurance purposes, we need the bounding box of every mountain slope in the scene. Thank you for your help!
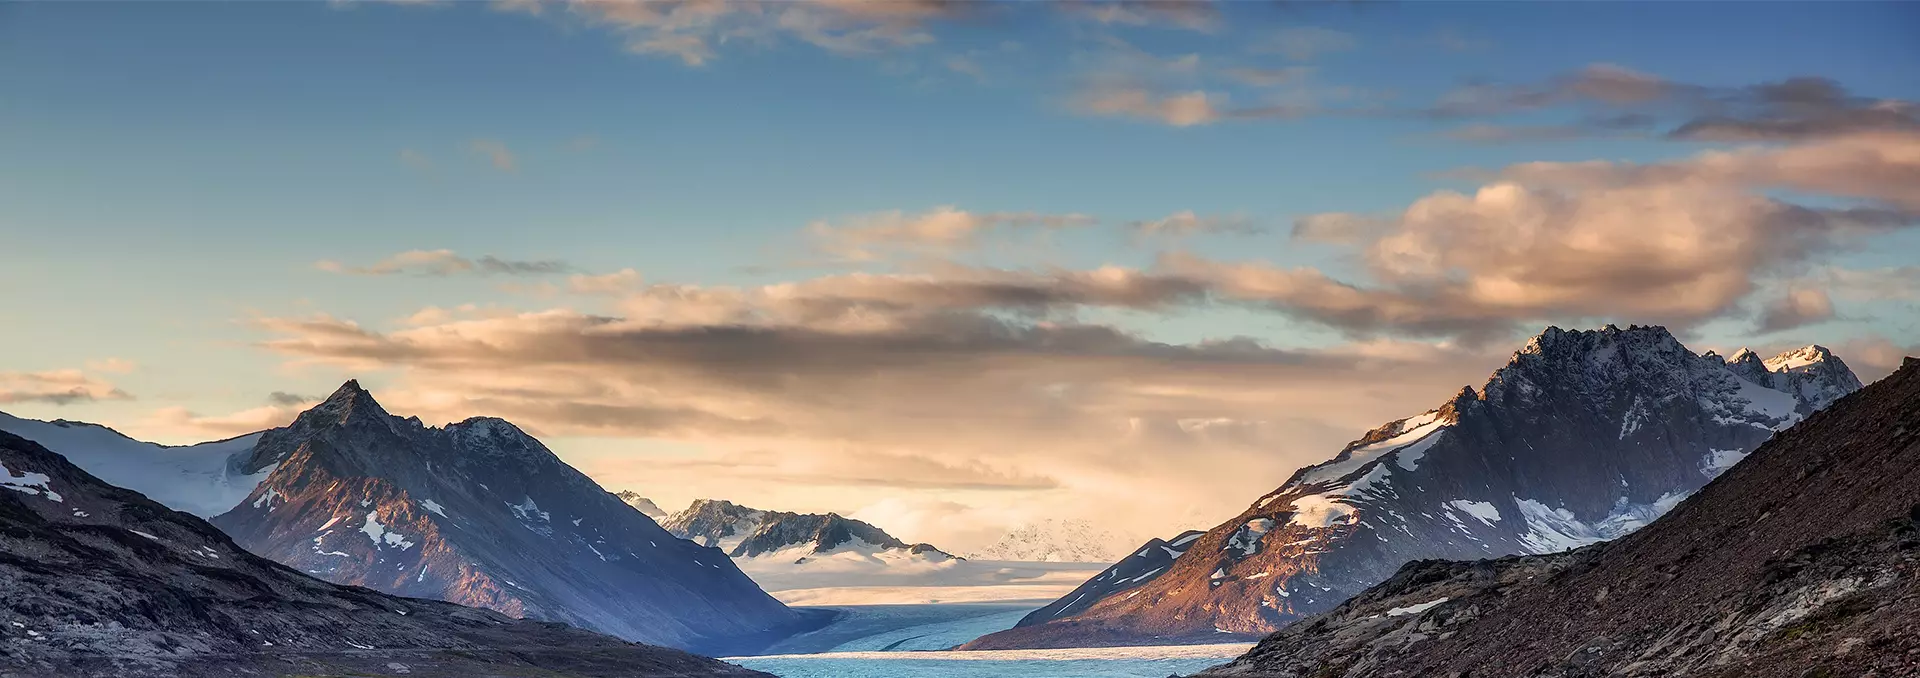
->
[0,429,769,678]
[208,382,803,655]
[0,411,264,516]
[966,326,1860,649]
[1197,356,1920,678]
[664,498,959,563]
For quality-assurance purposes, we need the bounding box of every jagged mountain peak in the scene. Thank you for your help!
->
[616,490,669,518]
[307,379,389,422]
[967,325,1865,650]
[662,499,957,562]
[1764,343,1836,371]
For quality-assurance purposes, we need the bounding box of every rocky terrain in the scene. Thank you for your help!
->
[0,429,770,678]
[208,382,802,655]
[966,326,1862,649]
[664,498,958,562]
[1195,356,1920,678]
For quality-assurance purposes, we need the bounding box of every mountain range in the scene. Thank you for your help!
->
[1196,355,1920,678]
[968,518,1124,563]
[0,428,769,678]
[203,382,804,654]
[663,498,959,564]
[967,326,1863,649]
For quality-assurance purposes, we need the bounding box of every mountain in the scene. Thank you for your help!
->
[616,490,669,518]
[965,326,1861,649]
[663,498,959,563]
[0,429,769,678]
[207,381,804,655]
[1196,356,1920,678]
[1013,530,1205,626]
[970,518,1123,562]
[0,411,265,516]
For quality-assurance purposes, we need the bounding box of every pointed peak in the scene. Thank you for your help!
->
[301,379,390,425]
[1766,344,1841,373]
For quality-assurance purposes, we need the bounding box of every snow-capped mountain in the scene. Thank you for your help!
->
[207,381,803,655]
[663,498,959,564]
[1198,355,1919,678]
[616,490,669,518]
[970,518,1123,562]
[965,325,1863,649]
[0,411,265,516]
[0,428,769,678]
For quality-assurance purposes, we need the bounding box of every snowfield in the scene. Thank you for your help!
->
[0,412,265,516]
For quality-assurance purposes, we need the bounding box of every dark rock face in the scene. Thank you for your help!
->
[208,382,801,655]
[663,499,958,561]
[966,326,1861,650]
[1015,530,1205,627]
[0,429,770,678]
[1197,355,1920,678]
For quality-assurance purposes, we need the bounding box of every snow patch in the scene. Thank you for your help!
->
[0,461,60,502]
[1285,494,1357,529]
[1386,597,1449,617]
[418,499,447,518]
[1445,500,1501,525]
[359,511,416,550]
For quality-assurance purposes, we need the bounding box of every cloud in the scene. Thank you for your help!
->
[519,0,965,66]
[468,139,517,171]
[84,358,137,374]
[1756,286,1836,333]
[0,370,133,406]
[1057,0,1219,32]
[248,281,1508,545]
[1835,335,1920,383]
[1072,86,1223,126]
[1432,66,1920,143]
[1221,66,1313,88]
[1129,210,1263,239]
[315,249,574,277]
[398,148,433,170]
[1177,132,1920,340]
[944,54,985,81]
[136,405,303,441]
[805,206,1096,262]
[566,268,646,295]
[266,391,319,406]
[1253,26,1357,62]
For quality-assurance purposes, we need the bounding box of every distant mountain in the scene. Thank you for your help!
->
[663,498,959,564]
[970,518,1122,562]
[0,411,264,516]
[966,326,1862,649]
[0,428,769,678]
[615,490,669,518]
[1197,355,1920,678]
[207,381,803,655]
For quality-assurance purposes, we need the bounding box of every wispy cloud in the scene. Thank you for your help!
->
[1252,26,1357,62]
[315,249,573,276]
[467,139,517,171]
[0,370,133,406]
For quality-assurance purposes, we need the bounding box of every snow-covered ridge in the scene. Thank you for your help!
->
[970,518,1123,563]
[663,498,959,565]
[0,411,265,516]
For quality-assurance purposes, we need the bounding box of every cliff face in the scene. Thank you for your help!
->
[1199,356,1920,678]
[968,326,1861,649]
[209,382,800,655]
[0,429,770,678]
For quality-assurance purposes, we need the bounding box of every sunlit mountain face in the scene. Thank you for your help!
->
[2,2,1916,676]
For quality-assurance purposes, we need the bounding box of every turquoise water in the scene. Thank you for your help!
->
[731,652,1239,678]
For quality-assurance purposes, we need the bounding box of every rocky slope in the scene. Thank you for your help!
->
[208,382,802,655]
[0,429,770,678]
[966,326,1861,649]
[1196,356,1920,678]
[664,498,958,563]
[1014,530,1206,626]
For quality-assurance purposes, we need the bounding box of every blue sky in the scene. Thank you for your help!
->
[3,1,1916,549]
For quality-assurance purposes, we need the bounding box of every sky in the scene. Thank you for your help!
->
[2,0,1917,552]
